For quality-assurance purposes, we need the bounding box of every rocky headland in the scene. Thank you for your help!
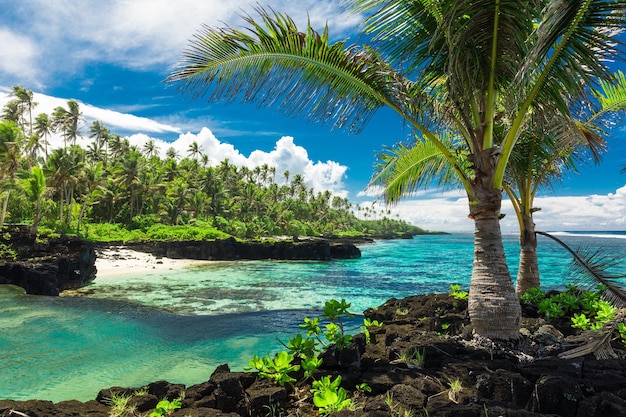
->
[2,294,625,417]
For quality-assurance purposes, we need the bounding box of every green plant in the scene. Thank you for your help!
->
[106,392,136,417]
[395,308,409,316]
[360,317,383,344]
[149,398,182,417]
[520,287,545,304]
[538,298,565,318]
[385,392,414,417]
[448,284,468,300]
[0,243,17,260]
[311,375,352,416]
[300,299,355,350]
[571,313,592,330]
[399,348,425,368]
[447,378,462,403]
[246,351,300,386]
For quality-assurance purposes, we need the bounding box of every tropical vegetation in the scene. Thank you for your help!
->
[0,86,425,243]
[166,1,626,339]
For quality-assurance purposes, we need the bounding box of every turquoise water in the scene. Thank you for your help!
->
[2,233,625,402]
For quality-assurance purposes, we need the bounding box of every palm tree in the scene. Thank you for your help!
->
[0,121,24,227]
[76,161,104,235]
[167,3,626,339]
[187,140,203,160]
[372,73,626,297]
[18,166,47,234]
[5,86,36,136]
[142,138,160,158]
[34,113,53,158]
[89,120,110,166]
[507,75,626,295]
[53,100,83,147]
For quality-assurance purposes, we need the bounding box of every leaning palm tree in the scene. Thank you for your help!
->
[167,2,626,339]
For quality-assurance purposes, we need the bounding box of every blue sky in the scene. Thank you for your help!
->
[0,0,625,232]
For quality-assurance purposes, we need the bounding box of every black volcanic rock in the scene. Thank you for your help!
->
[123,237,361,261]
[0,225,96,295]
[3,293,626,417]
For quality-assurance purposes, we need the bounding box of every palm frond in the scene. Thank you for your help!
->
[370,134,465,204]
[167,6,415,134]
[536,231,626,308]
[568,246,626,308]
[520,0,626,112]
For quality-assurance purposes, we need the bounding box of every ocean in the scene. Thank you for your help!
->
[1,232,625,402]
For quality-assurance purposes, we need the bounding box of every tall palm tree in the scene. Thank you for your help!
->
[142,138,160,158]
[18,166,47,234]
[0,121,24,227]
[5,86,36,136]
[53,100,83,147]
[167,3,626,339]
[187,140,203,160]
[89,120,110,166]
[507,74,626,295]
[34,113,53,159]
[373,72,626,297]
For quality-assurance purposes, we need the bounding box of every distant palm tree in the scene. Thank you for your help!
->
[53,100,83,147]
[142,138,160,158]
[18,166,47,234]
[34,113,53,158]
[5,86,36,136]
[0,120,24,226]
[187,140,203,160]
[167,3,626,338]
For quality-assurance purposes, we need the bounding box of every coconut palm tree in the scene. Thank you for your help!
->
[5,86,36,136]
[34,113,53,158]
[18,166,47,234]
[142,138,160,158]
[53,100,83,147]
[372,72,626,297]
[507,74,626,295]
[0,120,24,227]
[187,140,203,160]
[167,2,626,339]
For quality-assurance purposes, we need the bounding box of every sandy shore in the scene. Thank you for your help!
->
[95,248,209,278]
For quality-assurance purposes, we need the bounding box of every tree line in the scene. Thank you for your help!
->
[0,85,424,240]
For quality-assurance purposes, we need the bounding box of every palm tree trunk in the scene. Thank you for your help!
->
[0,190,10,227]
[515,213,540,296]
[467,165,521,340]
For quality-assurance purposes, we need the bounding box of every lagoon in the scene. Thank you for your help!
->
[1,233,625,402]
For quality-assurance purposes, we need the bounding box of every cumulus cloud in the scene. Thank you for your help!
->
[357,187,626,233]
[0,28,39,85]
[129,131,349,196]
[1,1,361,87]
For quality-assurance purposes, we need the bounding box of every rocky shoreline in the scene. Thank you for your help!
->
[2,293,625,416]
[0,227,362,296]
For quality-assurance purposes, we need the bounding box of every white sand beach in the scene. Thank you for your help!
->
[95,247,208,278]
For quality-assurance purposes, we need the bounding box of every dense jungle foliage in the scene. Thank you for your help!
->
[0,86,427,242]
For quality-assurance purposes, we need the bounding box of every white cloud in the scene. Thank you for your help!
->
[0,91,180,146]
[149,132,349,196]
[0,28,38,85]
[357,187,626,233]
[2,1,361,87]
